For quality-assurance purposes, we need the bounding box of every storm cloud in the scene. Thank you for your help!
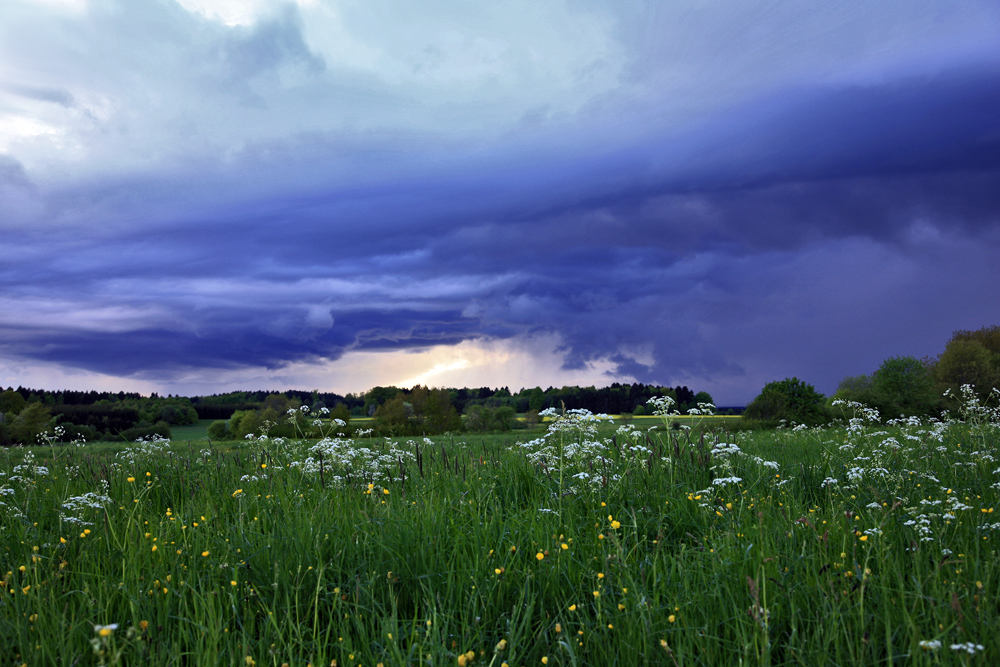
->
[2,0,999,402]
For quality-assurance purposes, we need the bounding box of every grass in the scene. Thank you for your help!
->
[168,420,213,443]
[1,403,998,666]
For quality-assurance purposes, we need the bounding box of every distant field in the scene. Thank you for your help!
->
[165,414,741,444]
[167,419,212,442]
[2,407,997,665]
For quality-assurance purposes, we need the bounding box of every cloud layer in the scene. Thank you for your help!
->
[2,0,999,402]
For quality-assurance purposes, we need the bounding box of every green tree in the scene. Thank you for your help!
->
[373,394,412,435]
[744,377,828,426]
[934,338,1000,404]
[493,406,516,432]
[868,356,939,418]
[262,394,293,415]
[8,402,53,445]
[330,403,351,425]
[693,391,715,408]
[0,389,26,417]
[229,410,261,440]
[421,389,461,433]
[463,404,491,432]
[528,387,545,412]
[206,420,229,440]
[365,386,401,416]
[832,374,873,402]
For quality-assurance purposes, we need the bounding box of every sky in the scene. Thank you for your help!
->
[1,0,999,404]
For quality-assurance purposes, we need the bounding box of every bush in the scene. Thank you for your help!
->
[744,377,828,426]
[207,420,230,441]
[4,402,53,446]
[868,356,940,418]
[935,338,1000,404]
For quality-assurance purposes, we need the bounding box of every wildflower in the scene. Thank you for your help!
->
[597,572,604,579]
[950,643,984,654]
[859,535,868,542]
[918,640,941,651]
[202,551,209,557]
[127,477,135,483]
[541,658,548,664]
[94,624,118,637]
[536,552,544,561]
[569,604,576,611]
[668,615,676,623]
[555,623,561,633]
[593,591,600,598]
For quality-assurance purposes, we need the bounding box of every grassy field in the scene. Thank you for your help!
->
[168,420,213,443]
[1,404,998,666]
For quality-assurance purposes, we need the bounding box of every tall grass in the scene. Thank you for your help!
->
[1,391,998,665]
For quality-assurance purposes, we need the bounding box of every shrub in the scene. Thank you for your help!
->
[206,420,230,441]
[4,402,53,446]
[935,338,1000,404]
[744,377,828,426]
[868,355,940,418]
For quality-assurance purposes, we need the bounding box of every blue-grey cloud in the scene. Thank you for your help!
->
[2,0,999,402]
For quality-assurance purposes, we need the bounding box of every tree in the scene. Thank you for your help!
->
[949,325,1000,357]
[528,387,545,412]
[330,403,351,425]
[463,404,491,432]
[373,394,412,435]
[832,375,873,402]
[8,402,53,445]
[421,389,461,433]
[0,389,26,417]
[693,391,715,408]
[934,338,1000,404]
[744,377,828,425]
[229,410,261,440]
[207,420,229,440]
[493,406,516,432]
[868,356,939,418]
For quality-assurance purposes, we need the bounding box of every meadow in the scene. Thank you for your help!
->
[1,393,998,666]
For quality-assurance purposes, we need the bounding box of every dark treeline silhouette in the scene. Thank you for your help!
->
[4,382,723,420]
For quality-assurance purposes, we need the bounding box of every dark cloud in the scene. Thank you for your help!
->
[3,4,999,401]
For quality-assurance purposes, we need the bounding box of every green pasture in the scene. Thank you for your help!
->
[1,410,998,666]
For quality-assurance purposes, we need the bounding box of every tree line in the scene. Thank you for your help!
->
[743,324,1000,426]
[0,381,717,444]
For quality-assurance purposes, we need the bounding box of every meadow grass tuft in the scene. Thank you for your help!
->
[1,392,999,665]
